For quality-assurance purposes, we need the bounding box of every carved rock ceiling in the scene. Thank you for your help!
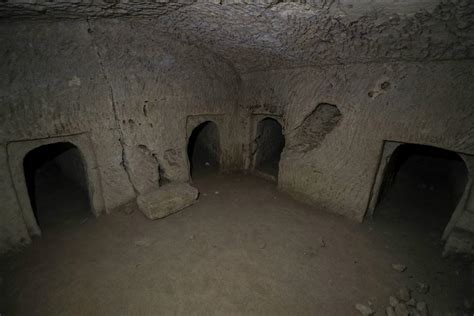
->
[1,0,473,73]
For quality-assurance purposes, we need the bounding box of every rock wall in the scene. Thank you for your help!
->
[0,18,240,253]
[2,0,472,73]
[1,5,473,254]
[239,61,474,221]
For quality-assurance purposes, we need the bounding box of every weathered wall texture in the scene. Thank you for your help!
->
[0,19,240,253]
[1,0,473,254]
[1,0,473,73]
[239,61,474,222]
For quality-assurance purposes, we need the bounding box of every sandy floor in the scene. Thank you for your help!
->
[0,172,472,315]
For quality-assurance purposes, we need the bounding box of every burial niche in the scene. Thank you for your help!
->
[23,142,92,232]
[254,118,285,178]
[375,144,468,234]
[187,121,221,178]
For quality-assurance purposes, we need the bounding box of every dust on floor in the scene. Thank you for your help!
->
[0,174,472,315]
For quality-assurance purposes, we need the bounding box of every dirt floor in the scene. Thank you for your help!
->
[0,172,473,315]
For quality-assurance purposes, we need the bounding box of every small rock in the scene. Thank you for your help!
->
[389,296,399,307]
[398,287,411,302]
[394,303,410,316]
[406,298,416,306]
[204,162,210,166]
[416,302,429,316]
[134,238,151,247]
[416,282,429,294]
[386,306,396,316]
[319,237,326,248]
[259,242,266,249]
[214,191,220,194]
[355,303,374,316]
[392,264,407,272]
[189,235,195,240]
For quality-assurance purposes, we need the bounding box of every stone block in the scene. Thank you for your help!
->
[137,183,199,220]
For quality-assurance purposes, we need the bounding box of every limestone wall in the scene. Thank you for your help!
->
[239,61,474,221]
[0,19,240,253]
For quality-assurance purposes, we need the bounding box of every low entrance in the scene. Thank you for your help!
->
[253,117,285,179]
[187,121,221,179]
[372,143,469,235]
[23,142,92,232]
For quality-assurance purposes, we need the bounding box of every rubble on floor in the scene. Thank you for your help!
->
[357,285,431,316]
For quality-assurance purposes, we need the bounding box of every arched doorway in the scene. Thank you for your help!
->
[253,118,285,178]
[374,144,469,234]
[23,142,92,232]
[187,121,221,178]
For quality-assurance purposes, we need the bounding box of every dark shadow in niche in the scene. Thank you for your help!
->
[23,142,92,233]
[254,118,285,178]
[288,103,341,153]
[187,121,221,179]
[374,144,468,234]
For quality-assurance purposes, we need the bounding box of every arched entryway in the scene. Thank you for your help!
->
[23,142,92,232]
[187,121,221,179]
[253,118,285,178]
[374,144,469,235]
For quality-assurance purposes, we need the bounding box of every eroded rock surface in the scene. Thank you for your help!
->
[1,1,473,73]
[287,103,342,153]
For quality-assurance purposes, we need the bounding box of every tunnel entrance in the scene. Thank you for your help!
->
[187,121,221,178]
[254,118,285,178]
[23,142,92,232]
[374,144,468,235]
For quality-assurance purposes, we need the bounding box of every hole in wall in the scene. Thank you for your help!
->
[23,142,92,232]
[254,118,285,178]
[287,103,341,153]
[187,121,221,179]
[374,144,468,235]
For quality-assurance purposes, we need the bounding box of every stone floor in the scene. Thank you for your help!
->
[0,172,472,315]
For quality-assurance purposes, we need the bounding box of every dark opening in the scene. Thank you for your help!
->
[254,118,285,178]
[375,144,468,233]
[187,121,221,178]
[23,142,91,232]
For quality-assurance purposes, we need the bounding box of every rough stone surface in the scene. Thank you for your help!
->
[398,287,411,302]
[137,183,199,220]
[386,306,397,316]
[1,1,473,73]
[286,103,342,153]
[416,302,429,316]
[0,18,239,253]
[355,303,374,316]
[392,263,407,272]
[389,296,399,307]
[394,303,410,316]
[240,62,474,224]
[416,283,430,294]
[0,1,474,255]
